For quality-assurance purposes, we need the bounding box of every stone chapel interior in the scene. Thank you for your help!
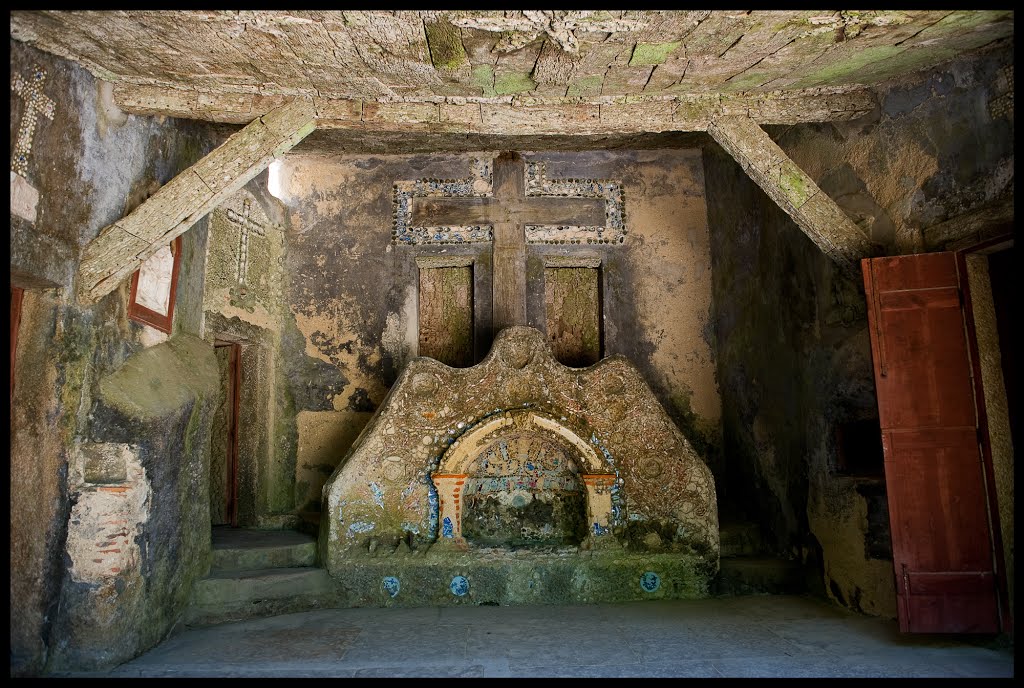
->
[9,10,1015,676]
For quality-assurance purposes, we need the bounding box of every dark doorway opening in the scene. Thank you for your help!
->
[212,340,241,528]
[958,237,1015,634]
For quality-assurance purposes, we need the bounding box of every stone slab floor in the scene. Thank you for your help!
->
[48,594,1013,678]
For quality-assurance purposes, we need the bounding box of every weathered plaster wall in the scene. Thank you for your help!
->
[273,148,721,519]
[764,45,1014,256]
[10,40,220,675]
[9,288,75,676]
[704,141,881,613]
[56,336,219,670]
[704,47,1014,619]
[209,346,232,524]
[524,149,721,463]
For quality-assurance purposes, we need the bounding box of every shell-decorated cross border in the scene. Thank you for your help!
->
[391,157,626,246]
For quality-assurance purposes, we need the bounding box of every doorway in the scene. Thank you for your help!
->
[958,237,1015,632]
[862,235,1014,634]
[212,340,241,527]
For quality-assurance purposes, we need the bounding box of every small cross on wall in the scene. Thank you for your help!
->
[11,65,56,178]
[225,197,268,285]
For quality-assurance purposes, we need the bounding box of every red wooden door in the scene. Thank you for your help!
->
[862,252,1003,633]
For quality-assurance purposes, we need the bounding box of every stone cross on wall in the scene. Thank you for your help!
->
[11,65,56,177]
[225,197,267,285]
[394,152,626,332]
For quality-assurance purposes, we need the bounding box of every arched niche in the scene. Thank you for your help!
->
[430,409,616,547]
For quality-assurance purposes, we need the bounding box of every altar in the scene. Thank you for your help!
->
[320,326,719,606]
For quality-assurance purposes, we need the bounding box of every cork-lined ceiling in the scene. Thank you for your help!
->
[10,10,1014,152]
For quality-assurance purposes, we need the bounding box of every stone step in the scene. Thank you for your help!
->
[185,566,341,628]
[718,519,771,557]
[210,527,317,573]
[188,525,795,627]
[713,556,807,597]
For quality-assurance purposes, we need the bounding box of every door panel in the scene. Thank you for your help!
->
[212,341,241,527]
[884,429,993,571]
[863,252,1002,633]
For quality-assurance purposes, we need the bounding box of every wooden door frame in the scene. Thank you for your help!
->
[214,339,242,528]
[11,286,25,404]
[127,236,183,334]
[955,233,1014,633]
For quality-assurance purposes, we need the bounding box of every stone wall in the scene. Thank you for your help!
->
[765,45,1014,255]
[10,40,220,675]
[272,148,722,520]
[704,45,1014,619]
[10,28,1013,675]
[705,139,875,595]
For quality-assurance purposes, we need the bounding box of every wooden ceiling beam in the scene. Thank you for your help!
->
[708,114,879,275]
[77,98,316,305]
[110,84,876,134]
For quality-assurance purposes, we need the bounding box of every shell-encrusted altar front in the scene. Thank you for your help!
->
[320,326,719,606]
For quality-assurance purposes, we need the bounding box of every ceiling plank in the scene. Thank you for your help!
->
[772,10,956,90]
[11,10,1013,101]
[682,11,821,93]
[77,98,317,305]
[707,115,878,274]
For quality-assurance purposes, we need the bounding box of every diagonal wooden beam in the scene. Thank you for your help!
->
[77,98,317,305]
[707,115,878,275]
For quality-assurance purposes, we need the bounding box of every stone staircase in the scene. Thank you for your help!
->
[184,518,805,627]
[712,517,806,596]
[183,527,341,628]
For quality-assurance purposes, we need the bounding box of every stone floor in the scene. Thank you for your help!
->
[47,594,1013,678]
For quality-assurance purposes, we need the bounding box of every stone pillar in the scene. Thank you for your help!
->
[432,473,468,545]
[582,474,615,537]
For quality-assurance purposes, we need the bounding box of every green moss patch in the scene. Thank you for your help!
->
[721,71,772,93]
[629,42,681,66]
[779,161,814,207]
[494,70,536,95]
[471,64,496,96]
[791,45,904,89]
[425,19,468,71]
[566,75,604,98]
